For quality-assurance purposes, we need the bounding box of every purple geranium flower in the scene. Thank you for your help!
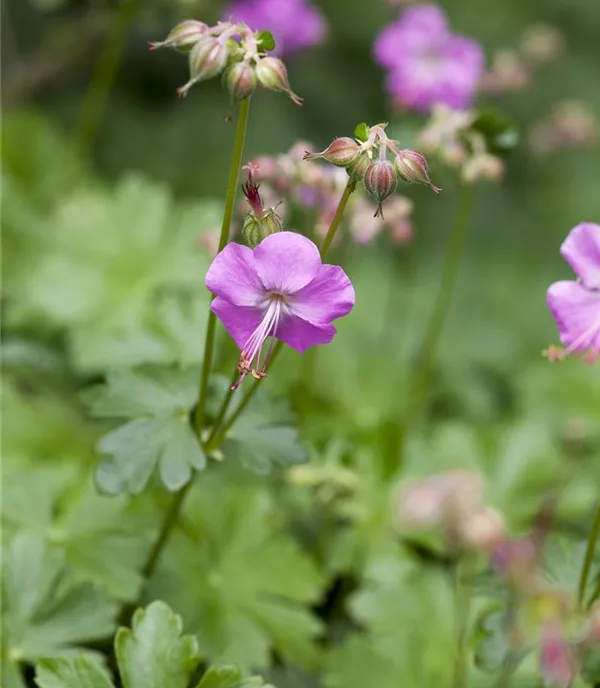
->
[547,222,600,364]
[224,0,326,56]
[373,3,484,111]
[206,232,355,388]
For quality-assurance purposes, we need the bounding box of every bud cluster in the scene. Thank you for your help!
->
[395,470,600,687]
[150,20,302,104]
[418,105,505,185]
[395,469,505,552]
[306,122,441,219]
[245,141,415,246]
[480,23,565,96]
[529,100,599,156]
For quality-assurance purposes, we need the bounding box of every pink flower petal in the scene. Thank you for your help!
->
[206,242,264,306]
[277,315,336,353]
[547,280,600,357]
[211,297,263,349]
[560,222,600,289]
[290,264,355,324]
[253,231,321,294]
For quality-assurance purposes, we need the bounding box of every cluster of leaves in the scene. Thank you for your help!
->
[3,112,600,688]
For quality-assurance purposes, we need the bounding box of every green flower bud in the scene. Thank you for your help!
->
[243,209,282,247]
[346,150,371,182]
[224,62,257,102]
[177,37,229,97]
[149,20,208,53]
[394,150,442,194]
[304,137,360,167]
[364,160,397,218]
[255,56,303,105]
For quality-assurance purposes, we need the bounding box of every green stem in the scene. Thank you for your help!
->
[452,556,474,688]
[73,0,139,157]
[320,179,357,257]
[387,185,475,478]
[130,100,251,603]
[206,178,357,448]
[577,500,600,609]
[193,97,252,438]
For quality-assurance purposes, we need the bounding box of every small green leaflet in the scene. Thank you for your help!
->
[34,602,275,688]
[85,366,206,495]
[354,122,370,142]
[255,30,276,52]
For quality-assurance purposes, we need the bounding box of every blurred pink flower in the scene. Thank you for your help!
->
[373,3,484,111]
[223,0,326,55]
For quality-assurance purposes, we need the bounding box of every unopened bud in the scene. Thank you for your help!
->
[149,20,209,52]
[224,62,257,102]
[346,151,371,182]
[255,56,303,105]
[304,137,360,167]
[459,508,506,551]
[395,150,442,194]
[242,209,283,247]
[364,160,397,218]
[178,38,229,97]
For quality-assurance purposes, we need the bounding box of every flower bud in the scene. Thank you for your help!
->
[346,151,371,182]
[177,37,229,97]
[224,62,257,102]
[242,209,282,247]
[304,137,360,167]
[255,56,303,105]
[394,149,442,194]
[458,508,506,551]
[364,160,397,218]
[149,20,209,52]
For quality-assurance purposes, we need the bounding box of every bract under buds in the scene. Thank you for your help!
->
[224,62,257,102]
[255,57,303,105]
[304,137,360,167]
[394,149,442,194]
[364,160,397,218]
[178,38,230,97]
[149,20,209,52]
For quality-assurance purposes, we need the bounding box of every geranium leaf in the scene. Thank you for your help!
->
[35,655,115,688]
[115,602,201,688]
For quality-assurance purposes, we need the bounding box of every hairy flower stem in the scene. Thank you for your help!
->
[194,97,252,438]
[452,556,474,688]
[205,178,358,448]
[73,0,139,157]
[385,185,475,479]
[578,500,600,609]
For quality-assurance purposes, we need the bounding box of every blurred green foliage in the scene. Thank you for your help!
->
[2,0,600,687]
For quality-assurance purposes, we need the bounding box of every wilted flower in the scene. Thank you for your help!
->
[223,0,326,56]
[546,222,600,364]
[373,3,485,111]
[206,232,355,388]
